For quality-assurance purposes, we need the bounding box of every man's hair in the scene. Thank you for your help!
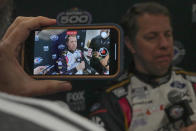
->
[65,34,77,44]
[120,2,171,43]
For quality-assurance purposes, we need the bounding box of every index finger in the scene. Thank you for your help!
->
[2,16,34,40]
[3,16,56,51]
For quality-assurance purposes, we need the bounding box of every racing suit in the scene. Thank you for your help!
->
[57,49,84,75]
[89,67,196,131]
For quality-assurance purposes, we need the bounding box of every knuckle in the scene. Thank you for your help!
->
[0,41,9,56]
[15,16,25,23]
[36,16,45,20]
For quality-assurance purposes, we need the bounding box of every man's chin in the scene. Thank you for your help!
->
[155,65,170,76]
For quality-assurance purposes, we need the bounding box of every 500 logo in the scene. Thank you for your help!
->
[57,9,92,25]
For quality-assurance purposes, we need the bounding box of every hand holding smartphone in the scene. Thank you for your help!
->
[22,24,124,80]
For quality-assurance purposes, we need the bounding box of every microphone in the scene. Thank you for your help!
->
[165,90,193,127]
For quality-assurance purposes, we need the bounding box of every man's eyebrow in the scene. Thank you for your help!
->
[144,32,158,35]
[145,29,172,34]
[165,30,173,33]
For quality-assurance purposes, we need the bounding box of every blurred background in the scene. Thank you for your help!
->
[13,0,196,116]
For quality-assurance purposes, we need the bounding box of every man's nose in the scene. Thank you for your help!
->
[159,35,170,49]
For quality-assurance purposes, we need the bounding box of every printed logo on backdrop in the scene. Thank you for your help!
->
[170,81,186,89]
[57,8,92,25]
[172,41,186,66]
[192,4,196,23]
[66,91,86,112]
[34,57,43,65]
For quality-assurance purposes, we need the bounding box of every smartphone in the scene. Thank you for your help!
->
[22,24,124,80]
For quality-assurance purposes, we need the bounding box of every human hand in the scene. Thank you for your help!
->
[180,123,196,131]
[34,66,48,75]
[0,16,72,96]
[93,51,101,59]
[76,61,85,71]
[100,54,109,70]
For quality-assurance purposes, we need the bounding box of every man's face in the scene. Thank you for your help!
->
[100,29,110,39]
[67,36,77,51]
[129,14,174,76]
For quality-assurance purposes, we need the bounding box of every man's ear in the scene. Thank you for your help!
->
[124,37,136,54]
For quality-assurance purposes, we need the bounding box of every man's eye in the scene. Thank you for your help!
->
[165,32,172,38]
[144,35,156,40]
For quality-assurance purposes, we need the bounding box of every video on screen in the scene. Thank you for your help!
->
[33,29,111,75]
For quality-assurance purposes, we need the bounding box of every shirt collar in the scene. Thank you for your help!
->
[132,67,172,87]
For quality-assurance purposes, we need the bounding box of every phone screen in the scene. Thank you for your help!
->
[23,25,123,79]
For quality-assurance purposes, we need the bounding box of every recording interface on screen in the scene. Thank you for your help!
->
[33,28,116,76]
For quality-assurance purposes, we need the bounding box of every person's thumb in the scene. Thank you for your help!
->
[26,80,72,96]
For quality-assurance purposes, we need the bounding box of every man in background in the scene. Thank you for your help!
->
[89,2,196,131]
